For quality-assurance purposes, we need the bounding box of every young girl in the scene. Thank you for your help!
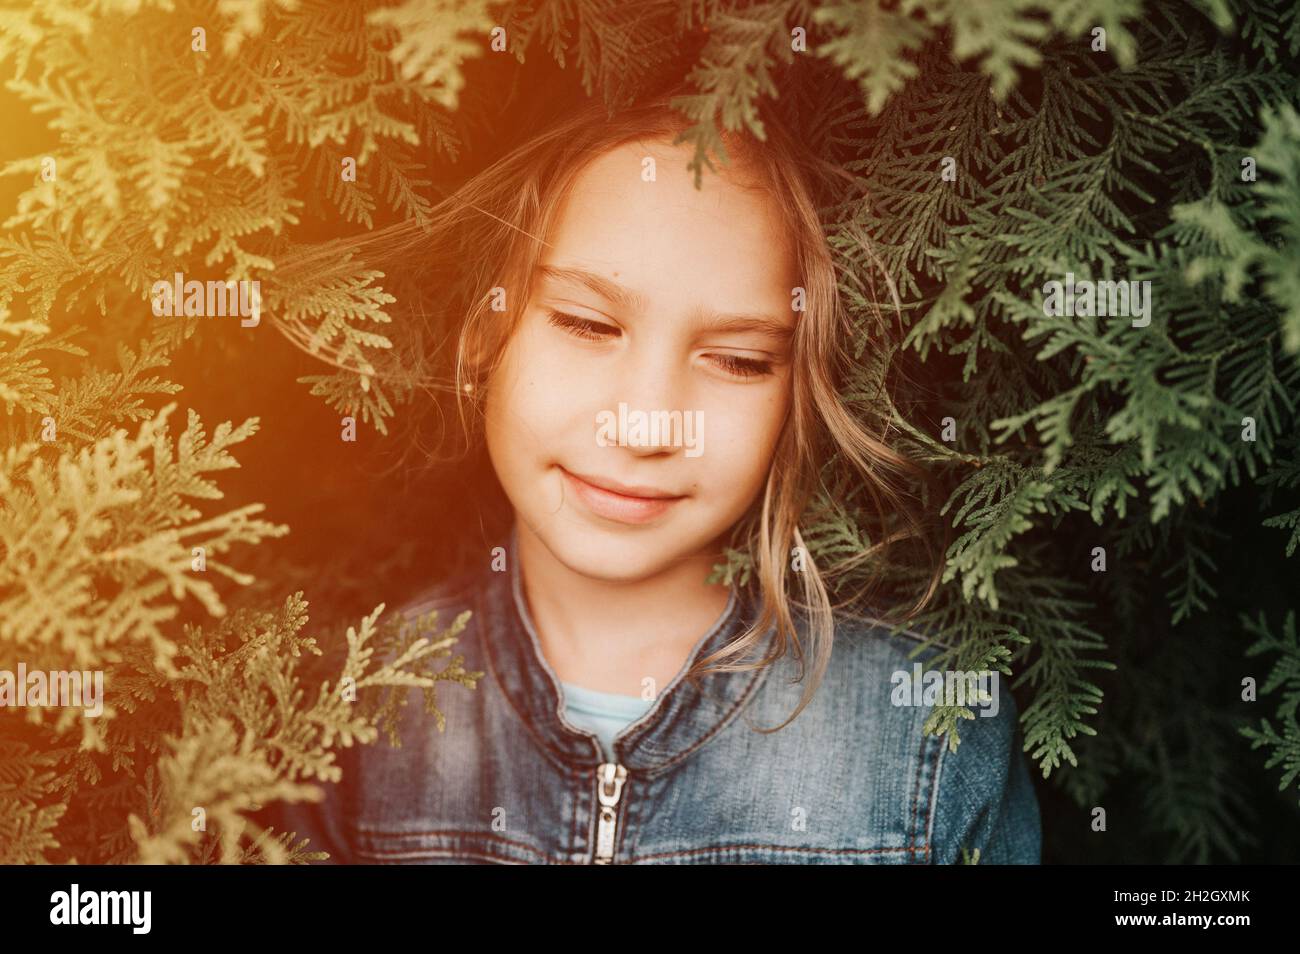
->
[268,84,1041,864]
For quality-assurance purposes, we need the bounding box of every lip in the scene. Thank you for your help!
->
[560,467,686,525]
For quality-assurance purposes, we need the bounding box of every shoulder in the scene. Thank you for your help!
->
[369,569,492,687]
[787,604,1040,863]
[262,569,490,864]
[816,602,956,695]
[394,567,482,622]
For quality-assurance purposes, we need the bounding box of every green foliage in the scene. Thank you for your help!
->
[1,403,289,684]
[1175,102,1300,353]
[0,588,478,864]
[1240,610,1300,804]
[0,384,482,862]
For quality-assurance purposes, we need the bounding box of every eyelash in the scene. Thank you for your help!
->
[545,310,774,379]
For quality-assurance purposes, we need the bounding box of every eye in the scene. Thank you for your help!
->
[708,353,773,378]
[547,309,774,378]
[546,310,619,340]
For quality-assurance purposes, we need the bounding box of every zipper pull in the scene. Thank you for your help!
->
[593,762,628,864]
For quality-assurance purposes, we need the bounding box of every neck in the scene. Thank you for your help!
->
[515,520,732,696]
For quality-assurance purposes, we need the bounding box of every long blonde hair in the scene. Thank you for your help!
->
[274,82,946,733]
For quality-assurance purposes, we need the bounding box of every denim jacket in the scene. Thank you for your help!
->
[268,531,1041,864]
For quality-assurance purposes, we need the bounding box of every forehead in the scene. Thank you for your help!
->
[539,139,797,312]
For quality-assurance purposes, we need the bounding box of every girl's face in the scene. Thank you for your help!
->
[484,136,798,582]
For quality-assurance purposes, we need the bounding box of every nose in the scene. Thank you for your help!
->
[600,341,689,457]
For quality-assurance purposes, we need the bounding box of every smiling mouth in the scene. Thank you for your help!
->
[559,466,686,525]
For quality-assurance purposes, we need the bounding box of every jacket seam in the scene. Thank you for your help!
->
[631,843,923,862]
[353,829,556,863]
[909,723,925,857]
[906,721,944,862]
[632,625,779,780]
[574,764,585,863]
[479,585,596,774]
[926,731,946,862]
[359,849,526,865]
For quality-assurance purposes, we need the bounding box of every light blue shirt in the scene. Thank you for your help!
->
[560,680,656,762]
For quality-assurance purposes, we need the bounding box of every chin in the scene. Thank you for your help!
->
[536,515,696,584]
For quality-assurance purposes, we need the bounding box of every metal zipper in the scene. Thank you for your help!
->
[593,762,628,864]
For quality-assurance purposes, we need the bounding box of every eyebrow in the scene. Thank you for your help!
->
[535,264,794,343]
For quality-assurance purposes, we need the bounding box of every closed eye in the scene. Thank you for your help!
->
[546,309,775,379]
[546,309,618,340]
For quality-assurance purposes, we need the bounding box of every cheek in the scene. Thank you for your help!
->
[484,322,593,450]
[704,382,789,487]
[482,331,536,470]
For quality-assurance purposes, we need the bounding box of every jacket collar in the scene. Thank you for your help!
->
[478,522,777,775]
